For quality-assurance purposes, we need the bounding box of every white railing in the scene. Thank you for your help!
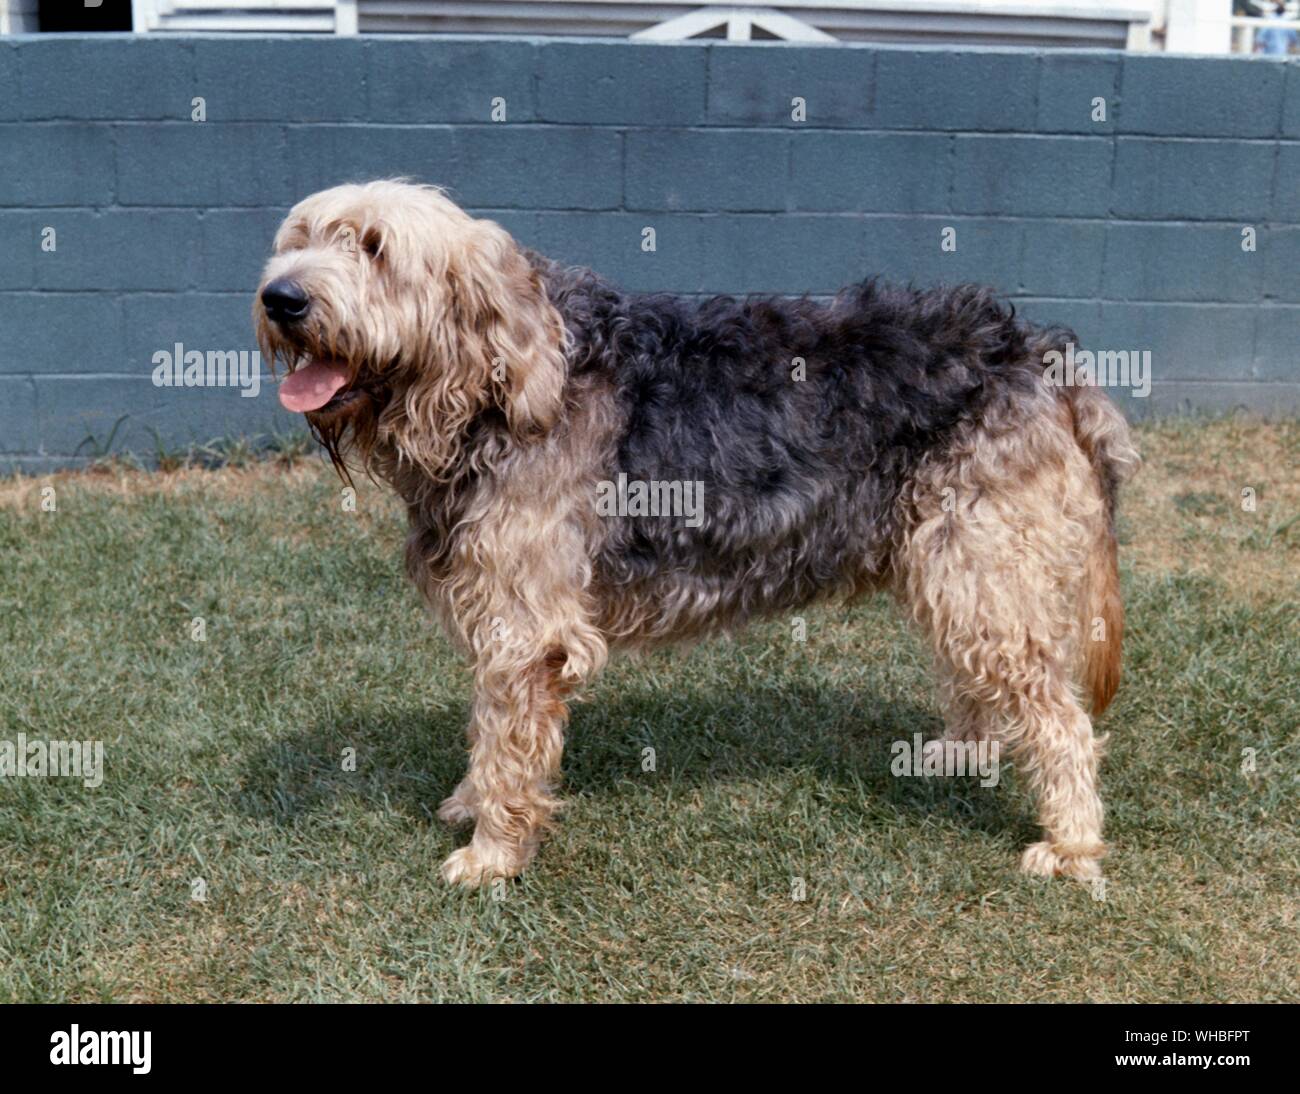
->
[131,0,351,33]
[362,0,1154,47]
[1230,13,1300,53]
[631,7,835,40]
[117,0,1161,49]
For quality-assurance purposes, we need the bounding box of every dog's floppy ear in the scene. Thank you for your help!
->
[447,220,566,439]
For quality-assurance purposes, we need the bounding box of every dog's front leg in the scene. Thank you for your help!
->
[440,647,573,887]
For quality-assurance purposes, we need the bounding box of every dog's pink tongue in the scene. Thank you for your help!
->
[278,360,350,413]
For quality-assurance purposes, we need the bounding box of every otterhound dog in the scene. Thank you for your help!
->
[256,180,1139,887]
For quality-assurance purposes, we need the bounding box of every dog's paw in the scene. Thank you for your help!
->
[1020,840,1104,881]
[437,793,476,827]
[439,840,526,888]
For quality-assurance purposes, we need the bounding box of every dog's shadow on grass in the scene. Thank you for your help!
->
[233,681,1032,841]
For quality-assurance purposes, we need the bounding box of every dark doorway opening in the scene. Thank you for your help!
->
[40,0,133,33]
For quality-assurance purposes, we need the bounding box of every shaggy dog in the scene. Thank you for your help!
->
[255,180,1139,887]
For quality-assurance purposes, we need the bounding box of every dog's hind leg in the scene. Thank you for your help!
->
[921,668,993,768]
[900,401,1110,881]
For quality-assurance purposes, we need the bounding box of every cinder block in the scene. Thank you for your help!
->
[1253,306,1300,380]
[1131,380,1300,418]
[893,217,1024,292]
[1019,220,1107,297]
[1283,60,1300,138]
[856,216,949,287]
[1012,298,1103,345]
[283,125,456,198]
[451,127,621,210]
[1037,53,1120,134]
[123,295,261,379]
[0,213,38,290]
[20,38,194,121]
[952,136,1111,217]
[200,208,288,294]
[531,211,712,293]
[1103,224,1262,303]
[1112,139,1274,221]
[0,123,115,206]
[683,214,883,295]
[1273,143,1300,222]
[34,375,295,457]
[534,211,888,296]
[627,130,788,212]
[872,49,1038,131]
[1119,55,1284,138]
[536,41,707,126]
[116,123,291,206]
[0,293,125,374]
[1099,301,1255,380]
[367,38,537,123]
[803,216,1026,292]
[790,132,949,213]
[33,211,202,292]
[0,377,39,453]
[1263,226,1300,302]
[193,39,364,122]
[0,42,19,123]
[707,43,873,127]
[33,376,152,457]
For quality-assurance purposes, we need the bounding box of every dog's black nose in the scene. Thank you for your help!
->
[261,278,310,322]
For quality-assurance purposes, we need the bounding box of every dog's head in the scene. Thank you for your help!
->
[255,180,566,480]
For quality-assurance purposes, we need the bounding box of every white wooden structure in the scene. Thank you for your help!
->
[365,0,1153,47]
[129,1,351,33]
[630,7,838,40]
[0,0,38,33]
[122,0,1154,46]
[3,0,1288,53]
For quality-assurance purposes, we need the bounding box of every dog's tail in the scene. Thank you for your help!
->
[1064,384,1140,716]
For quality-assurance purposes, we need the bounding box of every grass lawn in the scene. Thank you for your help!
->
[0,416,1296,1003]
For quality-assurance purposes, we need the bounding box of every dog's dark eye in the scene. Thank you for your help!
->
[362,235,381,259]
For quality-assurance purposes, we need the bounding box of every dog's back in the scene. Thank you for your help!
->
[544,265,1074,640]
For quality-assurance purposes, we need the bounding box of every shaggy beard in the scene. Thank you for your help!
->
[305,390,383,486]
[257,317,386,485]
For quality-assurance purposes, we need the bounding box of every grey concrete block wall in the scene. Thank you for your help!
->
[0,34,1297,471]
